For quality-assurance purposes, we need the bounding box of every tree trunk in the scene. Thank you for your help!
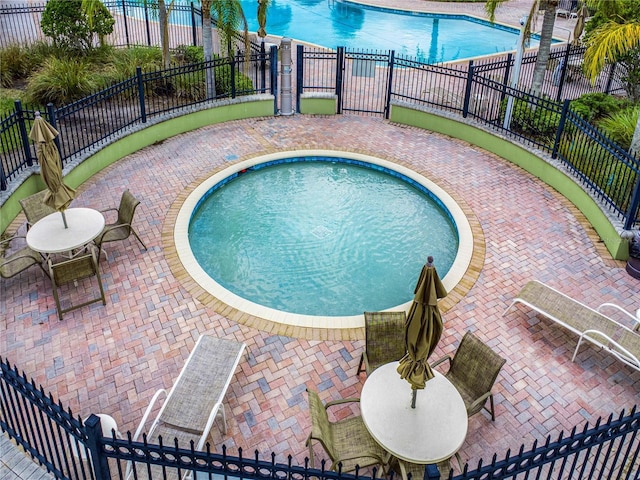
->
[530,1,558,96]
[158,0,170,70]
[202,1,216,99]
[631,115,640,157]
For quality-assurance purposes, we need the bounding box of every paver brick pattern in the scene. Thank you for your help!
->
[2,115,639,475]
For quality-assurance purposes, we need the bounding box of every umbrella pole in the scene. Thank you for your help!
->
[61,211,68,229]
[411,388,417,409]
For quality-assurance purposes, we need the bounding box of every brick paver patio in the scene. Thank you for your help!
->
[2,114,639,476]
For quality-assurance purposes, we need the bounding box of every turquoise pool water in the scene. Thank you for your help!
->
[188,158,459,316]
[238,0,538,62]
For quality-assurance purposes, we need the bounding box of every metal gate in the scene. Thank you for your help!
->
[338,48,394,117]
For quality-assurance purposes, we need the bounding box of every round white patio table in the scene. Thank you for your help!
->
[360,361,468,479]
[26,208,105,255]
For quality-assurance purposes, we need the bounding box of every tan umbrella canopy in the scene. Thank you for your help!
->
[29,111,75,228]
[257,0,270,39]
[397,256,447,408]
[572,4,589,44]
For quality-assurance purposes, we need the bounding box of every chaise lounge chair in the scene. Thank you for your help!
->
[128,335,246,479]
[504,280,640,372]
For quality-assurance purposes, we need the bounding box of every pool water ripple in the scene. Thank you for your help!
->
[188,158,459,316]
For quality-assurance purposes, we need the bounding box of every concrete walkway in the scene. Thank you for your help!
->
[0,434,53,480]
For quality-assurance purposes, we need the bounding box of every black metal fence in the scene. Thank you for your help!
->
[0,45,277,192]
[2,357,640,480]
[296,45,640,230]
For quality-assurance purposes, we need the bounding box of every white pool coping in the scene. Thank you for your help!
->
[175,150,473,330]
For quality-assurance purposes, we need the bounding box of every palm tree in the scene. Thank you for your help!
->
[531,1,560,95]
[201,0,250,98]
[584,21,640,154]
[485,0,560,96]
[157,0,173,69]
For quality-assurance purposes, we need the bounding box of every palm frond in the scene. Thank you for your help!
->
[584,21,640,81]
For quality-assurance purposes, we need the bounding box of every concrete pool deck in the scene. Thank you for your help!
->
[2,114,639,476]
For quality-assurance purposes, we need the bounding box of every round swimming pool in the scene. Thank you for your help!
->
[175,151,473,329]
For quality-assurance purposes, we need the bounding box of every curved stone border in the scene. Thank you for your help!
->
[162,148,486,341]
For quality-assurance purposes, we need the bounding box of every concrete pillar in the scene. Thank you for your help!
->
[280,38,294,115]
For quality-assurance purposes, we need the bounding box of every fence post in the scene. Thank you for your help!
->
[271,45,279,114]
[259,42,267,93]
[296,45,303,113]
[605,63,616,94]
[555,43,572,102]
[385,51,395,120]
[136,67,147,123]
[46,103,63,161]
[499,52,513,105]
[144,1,151,46]
[14,100,34,167]
[551,99,571,159]
[624,173,640,230]
[120,0,130,47]
[425,464,440,480]
[462,60,474,118]
[191,2,197,46]
[231,56,237,98]
[84,414,110,480]
[336,47,345,115]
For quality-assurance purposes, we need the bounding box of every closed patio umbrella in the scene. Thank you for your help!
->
[397,256,447,408]
[257,0,270,39]
[572,4,588,44]
[29,111,75,228]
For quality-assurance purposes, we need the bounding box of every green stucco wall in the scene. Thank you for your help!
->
[1,98,273,233]
[390,104,628,260]
[1,99,627,260]
[299,95,337,115]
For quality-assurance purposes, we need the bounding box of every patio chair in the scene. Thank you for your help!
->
[395,454,462,480]
[357,311,406,375]
[305,388,387,473]
[95,190,147,262]
[19,190,56,230]
[128,335,246,479]
[48,249,106,320]
[431,331,506,421]
[0,234,46,279]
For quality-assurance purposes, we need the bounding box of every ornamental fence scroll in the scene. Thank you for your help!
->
[2,357,640,480]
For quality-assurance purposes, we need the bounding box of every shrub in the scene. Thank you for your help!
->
[27,57,98,105]
[597,106,640,151]
[502,97,562,144]
[174,45,205,65]
[109,47,163,79]
[0,42,57,87]
[0,45,27,88]
[570,93,632,122]
[214,64,254,97]
[41,0,114,52]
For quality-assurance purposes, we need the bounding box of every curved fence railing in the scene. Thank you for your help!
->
[295,45,640,229]
[1,2,638,228]
[2,357,639,480]
[0,46,277,193]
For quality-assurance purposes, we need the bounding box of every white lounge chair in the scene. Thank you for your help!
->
[128,335,246,479]
[504,280,640,372]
